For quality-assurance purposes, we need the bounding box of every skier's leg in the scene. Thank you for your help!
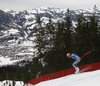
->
[72,60,80,73]
[72,60,78,68]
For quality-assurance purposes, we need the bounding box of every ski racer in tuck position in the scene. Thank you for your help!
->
[67,53,81,74]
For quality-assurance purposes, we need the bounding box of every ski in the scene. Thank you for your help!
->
[79,66,92,73]
[64,66,92,79]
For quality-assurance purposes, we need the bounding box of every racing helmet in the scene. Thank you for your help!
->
[67,53,70,58]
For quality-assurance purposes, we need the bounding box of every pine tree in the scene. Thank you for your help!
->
[64,9,72,53]
[46,17,56,51]
[43,17,57,73]
[87,5,100,63]
[30,57,42,79]
[34,16,47,74]
[52,21,65,71]
[5,71,9,80]
[72,13,86,56]
[63,9,73,68]
[14,69,20,81]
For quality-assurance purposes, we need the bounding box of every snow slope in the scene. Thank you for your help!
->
[34,70,100,86]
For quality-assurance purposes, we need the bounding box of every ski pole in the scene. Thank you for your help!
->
[81,49,95,60]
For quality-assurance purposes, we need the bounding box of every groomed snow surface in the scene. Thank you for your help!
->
[34,70,100,86]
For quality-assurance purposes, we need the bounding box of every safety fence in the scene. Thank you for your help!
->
[24,62,100,86]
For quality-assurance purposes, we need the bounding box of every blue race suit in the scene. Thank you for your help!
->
[70,53,81,69]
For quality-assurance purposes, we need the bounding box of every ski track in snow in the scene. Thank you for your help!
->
[35,70,100,86]
[59,73,100,86]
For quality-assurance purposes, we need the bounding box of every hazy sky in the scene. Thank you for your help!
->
[0,0,100,11]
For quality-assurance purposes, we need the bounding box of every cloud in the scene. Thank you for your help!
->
[0,0,100,11]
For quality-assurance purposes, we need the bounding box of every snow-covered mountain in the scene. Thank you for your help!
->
[3,7,100,38]
[0,7,100,66]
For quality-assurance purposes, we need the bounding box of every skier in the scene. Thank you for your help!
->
[67,53,81,74]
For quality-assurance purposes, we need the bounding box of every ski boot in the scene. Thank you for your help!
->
[75,67,81,74]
